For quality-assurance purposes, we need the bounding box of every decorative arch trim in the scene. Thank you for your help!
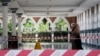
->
[33,17,40,23]
[49,17,56,23]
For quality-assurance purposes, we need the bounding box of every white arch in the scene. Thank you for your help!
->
[37,16,52,31]
[28,16,37,24]
[53,16,71,31]
[37,16,52,24]
[21,16,36,32]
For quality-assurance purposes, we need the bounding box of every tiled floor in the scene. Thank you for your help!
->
[20,43,100,50]
[18,42,100,49]
[82,44,100,49]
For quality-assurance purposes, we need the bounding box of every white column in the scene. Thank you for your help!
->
[89,9,91,35]
[50,23,54,49]
[77,16,79,24]
[35,32,38,42]
[51,32,54,49]
[2,5,8,37]
[18,17,21,37]
[17,13,22,37]
[18,17,22,43]
[89,9,92,36]
[35,24,38,42]
[81,14,83,30]
[94,5,97,29]
[83,12,85,31]
[86,10,89,30]
[0,0,11,49]
[17,13,23,43]
[86,10,89,36]
[79,15,82,30]
[98,4,100,28]
[78,15,80,27]
[12,13,16,36]
[10,8,18,36]
[85,11,87,36]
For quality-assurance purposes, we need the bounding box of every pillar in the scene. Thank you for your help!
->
[51,31,54,49]
[0,0,11,37]
[89,8,92,36]
[35,31,38,42]
[0,0,11,49]
[17,13,23,43]
[10,8,18,36]
[17,13,22,37]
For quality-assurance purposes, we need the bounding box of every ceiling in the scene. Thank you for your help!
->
[0,0,100,16]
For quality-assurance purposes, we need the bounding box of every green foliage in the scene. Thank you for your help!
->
[8,19,18,33]
[23,18,35,33]
[0,23,2,34]
[55,17,68,31]
[42,18,47,24]
[8,19,12,32]
[0,27,2,35]
[38,22,49,32]
[38,18,49,32]
[0,27,2,32]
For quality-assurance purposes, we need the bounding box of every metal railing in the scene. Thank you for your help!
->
[21,42,72,49]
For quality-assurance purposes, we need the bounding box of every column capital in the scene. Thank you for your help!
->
[10,8,18,13]
[0,0,11,6]
[17,13,23,17]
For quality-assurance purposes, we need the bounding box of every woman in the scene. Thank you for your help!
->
[70,23,83,49]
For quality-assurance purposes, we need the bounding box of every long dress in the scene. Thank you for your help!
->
[71,32,83,49]
[34,40,42,50]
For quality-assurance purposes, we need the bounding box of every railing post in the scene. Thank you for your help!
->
[68,31,71,49]
[51,32,54,49]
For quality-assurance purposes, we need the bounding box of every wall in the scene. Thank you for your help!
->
[77,3,100,45]
[0,16,76,32]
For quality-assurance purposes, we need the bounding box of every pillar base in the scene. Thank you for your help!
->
[8,36,18,49]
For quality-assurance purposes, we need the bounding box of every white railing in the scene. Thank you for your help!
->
[0,36,7,49]
[21,42,72,49]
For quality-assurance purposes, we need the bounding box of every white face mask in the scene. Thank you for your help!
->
[71,23,75,27]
